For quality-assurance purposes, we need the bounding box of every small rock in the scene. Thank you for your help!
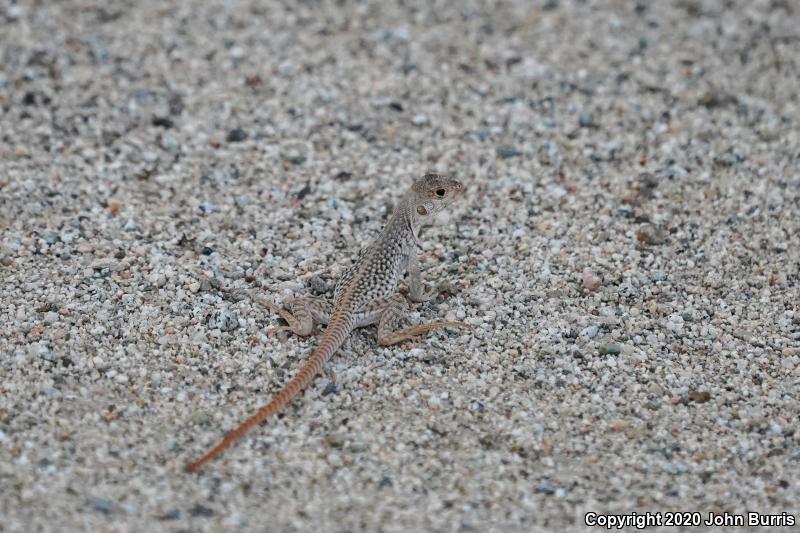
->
[152,116,174,128]
[0,244,13,266]
[209,309,239,332]
[230,196,249,211]
[468,399,485,413]
[497,146,521,159]
[598,343,622,355]
[582,269,602,291]
[666,314,684,334]
[190,411,210,425]
[158,509,181,521]
[322,382,338,396]
[310,275,328,295]
[333,171,352,181]
[535,484,555,495]
[226,128,248,142]
[636,224,667,245]
[411,114,429,126]
[688,390,711,403]
[578,111,595,127]
[196,203,215,215]
[637,172,659,192]
[160,133,179,152]
[281,143,307,165]
[189,504,214,518]
[90,497,115,514]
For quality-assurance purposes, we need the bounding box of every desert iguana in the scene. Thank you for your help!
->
[185,174,470,472]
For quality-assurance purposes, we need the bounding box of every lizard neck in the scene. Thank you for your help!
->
[386,193,421,247]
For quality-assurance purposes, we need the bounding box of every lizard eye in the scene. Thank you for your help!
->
[435,188,446,197]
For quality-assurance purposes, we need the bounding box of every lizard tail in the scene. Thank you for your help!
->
[184,317,352,473]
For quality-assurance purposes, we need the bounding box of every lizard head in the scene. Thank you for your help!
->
[410,173,464,225]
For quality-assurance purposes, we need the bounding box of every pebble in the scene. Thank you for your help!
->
[636,224,667,245]
[581,268,602,291]
[496,146,521,158]
[666,314,685,334]
[411,114,429,126]
[208,309,239,332]
[598,343,622,355]
[226,128,248,142]
[309,275,328,295]
[90,497,115,514]
[581,325,599,338]
[578,111,595,128]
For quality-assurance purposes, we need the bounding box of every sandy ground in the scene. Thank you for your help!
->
[1,0,798,531]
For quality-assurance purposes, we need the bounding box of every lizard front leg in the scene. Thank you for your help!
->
[406,254,437,303]
[358,293,470,346]
[255,295,331,336]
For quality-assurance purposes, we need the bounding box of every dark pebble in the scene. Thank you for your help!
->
[158,509,181,521]
[226,128,248,142]
[688,390,711,403]
[310,275,328,295]
[579,111,595,127]
[535,484,556,495]
[333,171,352,181]
[189,504,215,518]
[152,116,174,128]
[497,146,521,158]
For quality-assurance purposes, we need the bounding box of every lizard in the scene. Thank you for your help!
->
[185,173,470,472]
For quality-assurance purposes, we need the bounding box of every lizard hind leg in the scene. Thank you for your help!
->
[374,294,472,346]
[255,296,331,336]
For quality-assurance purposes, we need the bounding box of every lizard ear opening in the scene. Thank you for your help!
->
[417,205,428,216]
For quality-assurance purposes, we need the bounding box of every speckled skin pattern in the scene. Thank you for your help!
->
[185,175,467,472]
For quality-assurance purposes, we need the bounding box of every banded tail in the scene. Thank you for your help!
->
[184,317,352,473]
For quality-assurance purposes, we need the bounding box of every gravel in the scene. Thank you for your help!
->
[1,0,798,532]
